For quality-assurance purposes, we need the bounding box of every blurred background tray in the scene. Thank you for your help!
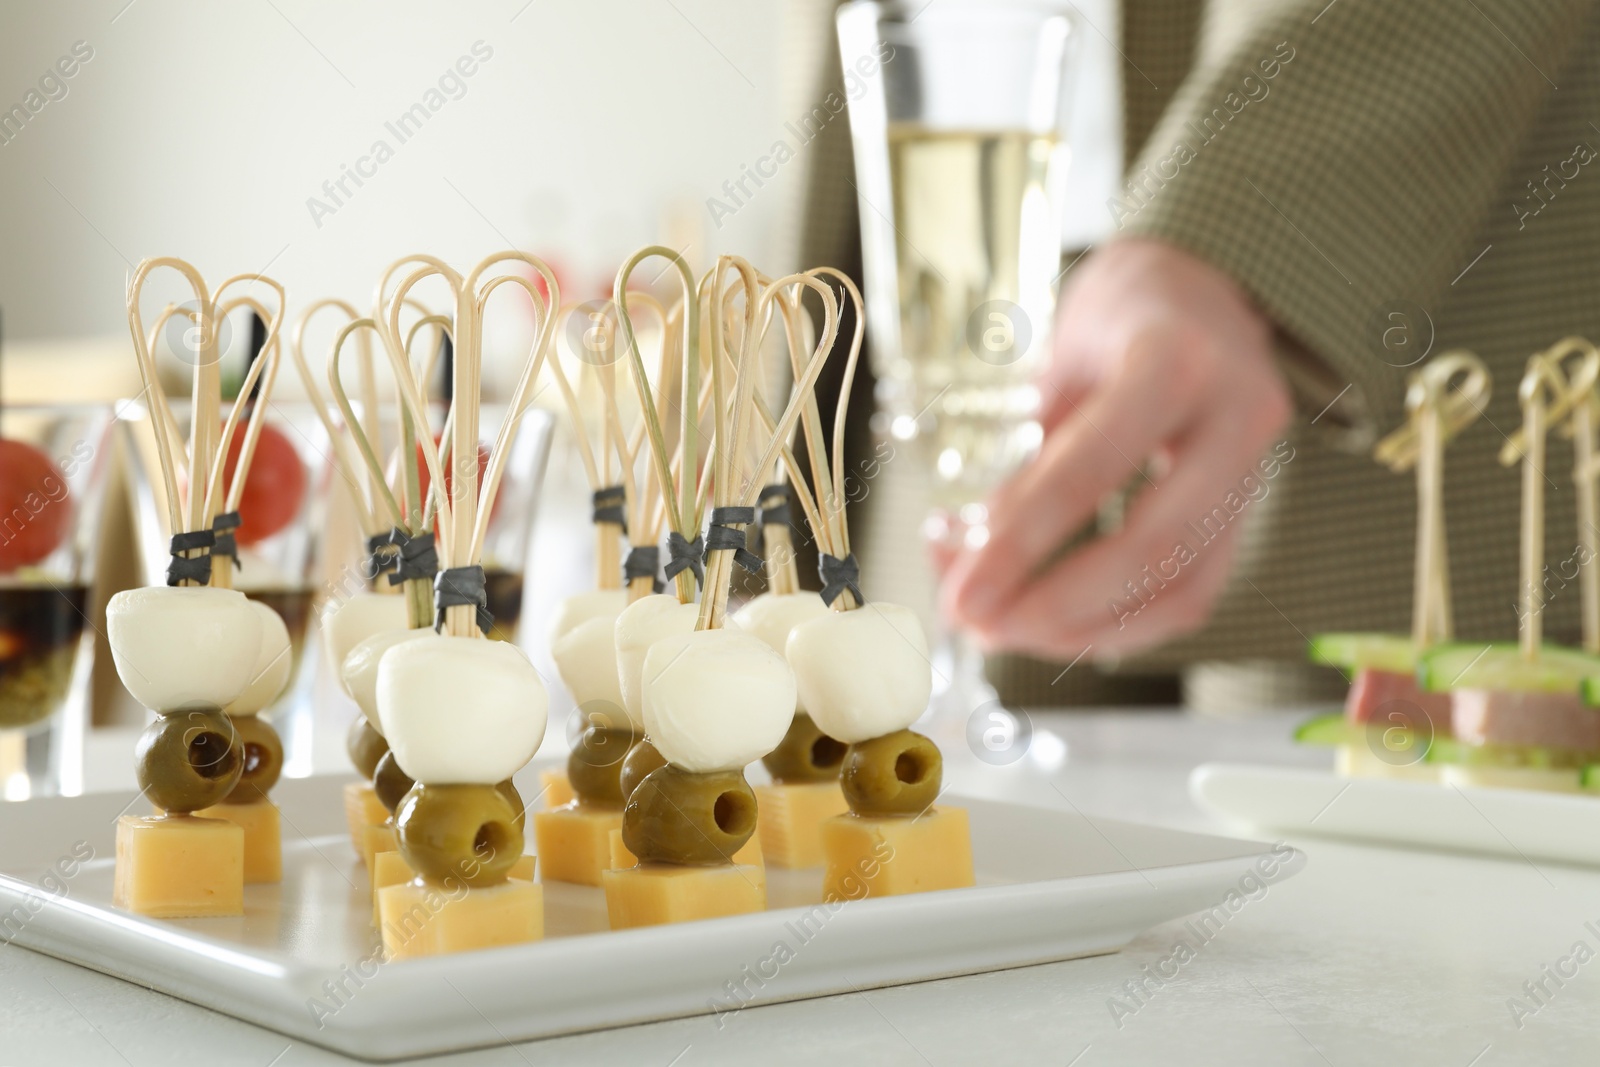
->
[1191,762,1600,867]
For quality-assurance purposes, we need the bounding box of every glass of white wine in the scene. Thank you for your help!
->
[838,0,1077,719]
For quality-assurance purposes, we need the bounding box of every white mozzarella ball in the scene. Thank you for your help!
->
[340,628,428,734]
[730,592,829,654]
[549,589,627,644]
[321,592,407,676]
[642,629,796,773]
[107,586,263,711]
[552,615,626,713]
[614,594,700,729]
[730,592,829,713]
[787,603,931,744]
[377,635,548,784]
[225,600,293,716]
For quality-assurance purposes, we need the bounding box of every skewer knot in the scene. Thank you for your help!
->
[592,485,628,532]
[706,507,763,574]
[210,511,243,571]
[756,484,791,527]
[385,531,438,588]
[387,529,439,587]
[623,545,664,592]
[664,531,705,587]
[818,552,863,607]
[365,530,400,582]
[165,530,216,587]
[433,565,493,635]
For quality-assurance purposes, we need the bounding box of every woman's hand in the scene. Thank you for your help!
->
[941,237,1292,661]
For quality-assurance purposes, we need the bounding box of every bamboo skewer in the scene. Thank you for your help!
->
[375,253,561,638]
[1373,351,1490,650]
[616,248,704,607]
[291,300,382,538]
[125,259,287,587]
[1496,341,1600,659]
[1545,338,1600,652]
[204,292,287,590]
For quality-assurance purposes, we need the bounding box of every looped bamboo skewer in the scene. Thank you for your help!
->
[1541,337,1600,652]
[546,297,629,591]
[291,300,381,538]
[204,291,288,590]
[623,295,684,602]
[1504,351,1587,660]
[125,259,288,585]
[376,252,561,637]
[1372,351,1490,650]
[697,270,845,629]
[616,248,704,606]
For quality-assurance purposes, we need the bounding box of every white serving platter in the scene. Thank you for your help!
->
[0,770,1301,1061]
[1191,762,1600,867]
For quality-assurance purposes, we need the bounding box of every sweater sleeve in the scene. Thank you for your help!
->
[1115,0,1596,431]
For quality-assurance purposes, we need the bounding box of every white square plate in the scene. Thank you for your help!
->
[0,770,1301,1061]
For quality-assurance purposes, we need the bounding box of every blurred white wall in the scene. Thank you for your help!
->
[0,0,805,345]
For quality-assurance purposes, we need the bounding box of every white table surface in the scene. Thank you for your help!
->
[7,708,1600,1066]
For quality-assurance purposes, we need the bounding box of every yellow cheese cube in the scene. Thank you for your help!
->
[371,850,534,925]
[113,814,244,918]
[539,768,575,809]
[344,782,387,856]
[195,801,281,884]
[378,877,544,960]
[606,827,763,870]
[820,807,974,902]
[755,781,848,868]
[602,863,766,930]
[361,822,397,872]
[531,802,622,886]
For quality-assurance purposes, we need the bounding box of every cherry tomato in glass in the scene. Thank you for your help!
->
[0,439,72,572]
[223,422,306,546]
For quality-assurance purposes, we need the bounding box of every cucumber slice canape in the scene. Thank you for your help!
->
[1583,675,1600,707]
[1293,713,1351,746]
[1416,642,1600,693]
[1307,632,1417,674]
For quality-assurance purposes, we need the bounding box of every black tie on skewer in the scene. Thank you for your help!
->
[210,511,243,571]
[434,565,493,635]
[818,552,863,607]
[706,506,763,574]
[387,529,439,587]
[592,485,627,533]
[664,530,705,588]
[166,530,215,586]
[623,545,664,593]
[757,484,790,527]
[366,529,400,581]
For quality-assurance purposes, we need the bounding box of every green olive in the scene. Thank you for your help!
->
[346,716,388,780]
[372,750,416,815]
[840,729,942,817]
[618,738,667,800]
[220,714,283,804]
[136,707,244,814]
[396,783,523,888]
[568,725,637,807]
[497,779,526,835]
[623,764,756,866]
[761,712,847,783]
